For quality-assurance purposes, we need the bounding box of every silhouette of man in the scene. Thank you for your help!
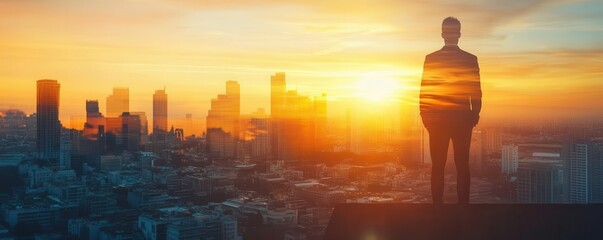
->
[420,17,482,204]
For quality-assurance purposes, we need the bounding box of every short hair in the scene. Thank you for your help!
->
[442,17,461,33]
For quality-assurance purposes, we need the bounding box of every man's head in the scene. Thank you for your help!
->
[442,17,461,45]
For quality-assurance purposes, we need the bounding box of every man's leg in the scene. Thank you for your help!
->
[452,125,473,204]
[428,127,450,204]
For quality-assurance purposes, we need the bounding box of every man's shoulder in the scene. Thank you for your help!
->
[458,47,478,60]
[426,46,478,61]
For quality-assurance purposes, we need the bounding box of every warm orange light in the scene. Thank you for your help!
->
[354,77,401,102]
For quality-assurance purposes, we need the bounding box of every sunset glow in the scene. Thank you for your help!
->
[354,77,401,102]
[1,2,603,239]
[0,0,602,133]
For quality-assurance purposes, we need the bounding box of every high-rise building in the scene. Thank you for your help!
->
[502,145,519,174]
[185,113,194,137]
[153,89,168,132]
[84,100,106,139]
[104,112,141,153]
[248,108,271,158]
[269,73,324,161]
[80,100,106,167]
[131,112,149,144]
[121,112,141,152]
[483,127,502,155]
[86,100,100,117]
[271,72,286,118]
[470,129,484,176]
[278,90,315,160]
[568,142,603,203]
[271,73,286,159]
[106,88,129,117]
[37,79,61,163]
[206,81,240,158]
[517,160,565,203]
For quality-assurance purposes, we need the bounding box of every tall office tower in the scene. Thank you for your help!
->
[206,81,240,158]
[106,87,129,117]
[271,72,286,118]
[502,145,519,174]
[270,73,286,159]
[37,79,61,163]
[104,112,141,153]
[517,160,565,203]
[269,72,322,161]
[83,100,106,138]
[592,144,603,203]
[86,100,100,118]
[121,112,141,152]
[470,129,484,176]
[185,113,194,137]
[248,108,271,158]
[568,142,603,203]
[483,127,502,155]
[131,112,149,144]
[81,100,106,166]
[226,80,240,141]
[153,89,168,132]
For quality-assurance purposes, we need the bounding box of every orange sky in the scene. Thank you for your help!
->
[1,0,602,133]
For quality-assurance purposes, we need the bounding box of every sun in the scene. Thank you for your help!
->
[354,77,401,102]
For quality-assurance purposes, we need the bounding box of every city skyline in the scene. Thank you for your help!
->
[1,1,603,239]
[1,0,602,127]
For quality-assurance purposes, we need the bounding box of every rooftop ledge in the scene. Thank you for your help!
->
[325,203,603,240]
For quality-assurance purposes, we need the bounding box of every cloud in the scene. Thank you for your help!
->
[171,0,572,38]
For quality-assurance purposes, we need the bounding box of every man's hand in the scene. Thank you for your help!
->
[472,113,480,127]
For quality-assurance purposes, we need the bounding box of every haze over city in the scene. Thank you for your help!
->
[1,0,602,130]
[1,1,603,239]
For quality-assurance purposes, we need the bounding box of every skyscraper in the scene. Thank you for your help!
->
[270,72,286,118]
[36,79,61,163]
[568,142,603,203]
[269,72,324,161]
[106,87,129,117]
[121,112,141,152]
[278,89,315,160]
[502,145,519,174]
[517,160,565,203]
[86,100,100,117]
[105,112,141,153]
[483,127,502,154]
[83,100,106,140]
[271,73,286,160]
[206,81,240,158]
[470,129,484,176]
[131,112,149,144]
[248,108,271,158]
[153,89,168,132]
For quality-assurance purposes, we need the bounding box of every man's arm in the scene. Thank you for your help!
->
[470,56,482,126]
[419,56,432,127]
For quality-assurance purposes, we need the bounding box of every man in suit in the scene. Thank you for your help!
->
[420,17,482,204]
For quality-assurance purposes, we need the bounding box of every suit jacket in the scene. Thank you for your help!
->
[420,45,482,128]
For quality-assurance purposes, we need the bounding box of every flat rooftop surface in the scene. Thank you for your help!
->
[325,203,603,240]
